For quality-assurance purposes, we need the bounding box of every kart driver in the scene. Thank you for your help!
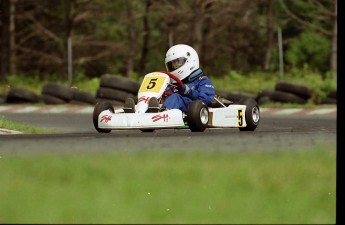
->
[148,44,215,112]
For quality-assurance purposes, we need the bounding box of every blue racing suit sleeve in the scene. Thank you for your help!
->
[187,76,215,105]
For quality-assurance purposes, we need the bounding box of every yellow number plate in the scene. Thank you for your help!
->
[139,75,166,93]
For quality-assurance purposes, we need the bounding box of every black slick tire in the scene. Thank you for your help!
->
[186,100,209,132]
[238,98,260,131]
[93,101,114,133]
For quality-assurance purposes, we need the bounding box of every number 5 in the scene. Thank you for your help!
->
[238,109,243,127]
[147,78,158,89]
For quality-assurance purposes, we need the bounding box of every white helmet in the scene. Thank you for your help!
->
[165,44,200,82]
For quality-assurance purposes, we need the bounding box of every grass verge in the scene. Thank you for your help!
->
[0,147,336,224]
[0,117,56,134]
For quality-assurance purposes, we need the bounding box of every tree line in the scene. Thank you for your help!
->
[0,0,337,82]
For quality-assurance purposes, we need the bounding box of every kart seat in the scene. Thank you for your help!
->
[209,96,233,108]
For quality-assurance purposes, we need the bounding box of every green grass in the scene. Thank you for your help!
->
[213,69,336,100]
[212,70,280,94]
[0,116,56,134]
[0,147,336,224]
[0,74,100,95]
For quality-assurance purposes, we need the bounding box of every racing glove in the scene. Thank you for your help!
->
[177,84,190,95]
[177,84,199,100]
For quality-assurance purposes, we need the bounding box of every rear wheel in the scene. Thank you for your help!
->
[238,98,260,131]
[93,101,113,133]
[186,100,209,132]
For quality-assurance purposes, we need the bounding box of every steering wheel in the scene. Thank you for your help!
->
[155,70,183,86]
[154,70,183,97]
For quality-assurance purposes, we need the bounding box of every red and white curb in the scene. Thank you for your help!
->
[0,128,23,135]
[0,105,337,116]
[0,105,95,114]
[260,108,336,116]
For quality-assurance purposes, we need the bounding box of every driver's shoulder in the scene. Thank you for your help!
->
[198,75,212,82]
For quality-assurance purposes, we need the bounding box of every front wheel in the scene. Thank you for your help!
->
[238,98,260,131]
[186,100,209,132]
[93,101,114,133]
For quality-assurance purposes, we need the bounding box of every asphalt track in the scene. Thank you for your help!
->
[0,107,337,155]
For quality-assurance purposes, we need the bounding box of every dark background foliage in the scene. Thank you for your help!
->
[0,0,337,81]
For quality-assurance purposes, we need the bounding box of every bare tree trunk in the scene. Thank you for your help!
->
[0,0,15,79]
[138,0,151,75]
[330,0,337,75]
[192,0,203,56]
[125,0,136,77]
[8,0,16,75]
[263,0,273,70]
[65,0,75,84]
[1,0,9,82]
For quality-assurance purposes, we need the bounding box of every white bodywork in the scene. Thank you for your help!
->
[98,106,247,130]
[98,109,184,129]
[97,71,249,130]
[208,105,247,127]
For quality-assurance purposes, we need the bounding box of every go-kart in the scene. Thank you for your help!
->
[93,71,260,133]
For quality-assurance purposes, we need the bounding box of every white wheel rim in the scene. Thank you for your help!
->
[200,107,209,124]
[252,107,260,123]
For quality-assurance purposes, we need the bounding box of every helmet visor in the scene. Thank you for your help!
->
[166,57,187,72]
